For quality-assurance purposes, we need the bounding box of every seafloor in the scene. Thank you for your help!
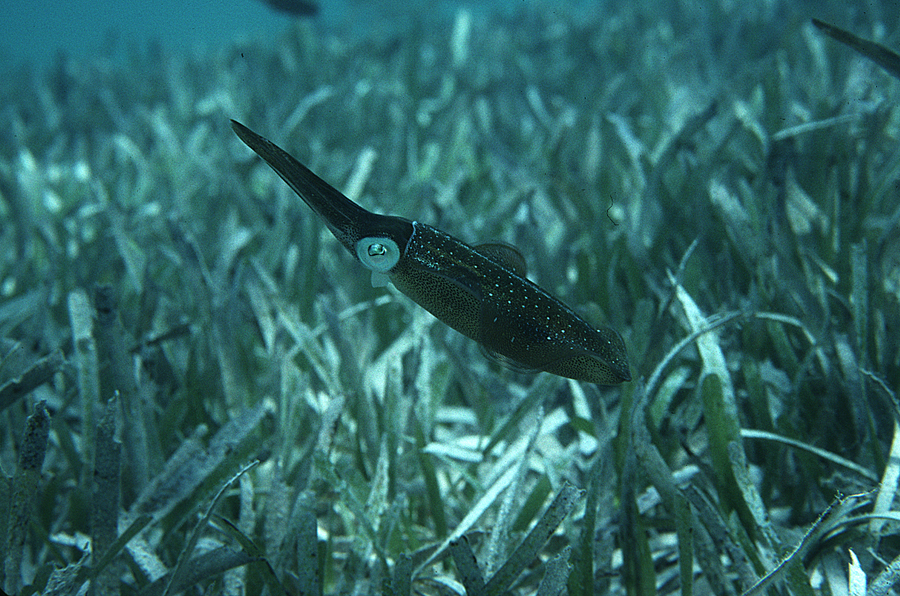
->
[1,1,900,594]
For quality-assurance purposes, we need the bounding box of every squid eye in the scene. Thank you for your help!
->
[356,236,400,273]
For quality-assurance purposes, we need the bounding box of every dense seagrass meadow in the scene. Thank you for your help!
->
[2,0,900,594]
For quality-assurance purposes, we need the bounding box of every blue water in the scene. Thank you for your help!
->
[1,0,288,69]
[0,0,507,72]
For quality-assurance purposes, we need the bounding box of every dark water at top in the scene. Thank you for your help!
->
[0,0,522,72]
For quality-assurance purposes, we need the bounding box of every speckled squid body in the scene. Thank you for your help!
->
[231,120,631,384]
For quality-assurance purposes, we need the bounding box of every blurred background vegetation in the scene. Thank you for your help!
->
[1,0,900,594]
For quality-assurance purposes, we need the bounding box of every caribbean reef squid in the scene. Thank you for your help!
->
[231,120,631,385]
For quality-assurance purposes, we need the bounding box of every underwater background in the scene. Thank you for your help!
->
[2,0,900,594]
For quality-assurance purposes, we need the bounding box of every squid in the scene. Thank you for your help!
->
[232,120,630,384]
